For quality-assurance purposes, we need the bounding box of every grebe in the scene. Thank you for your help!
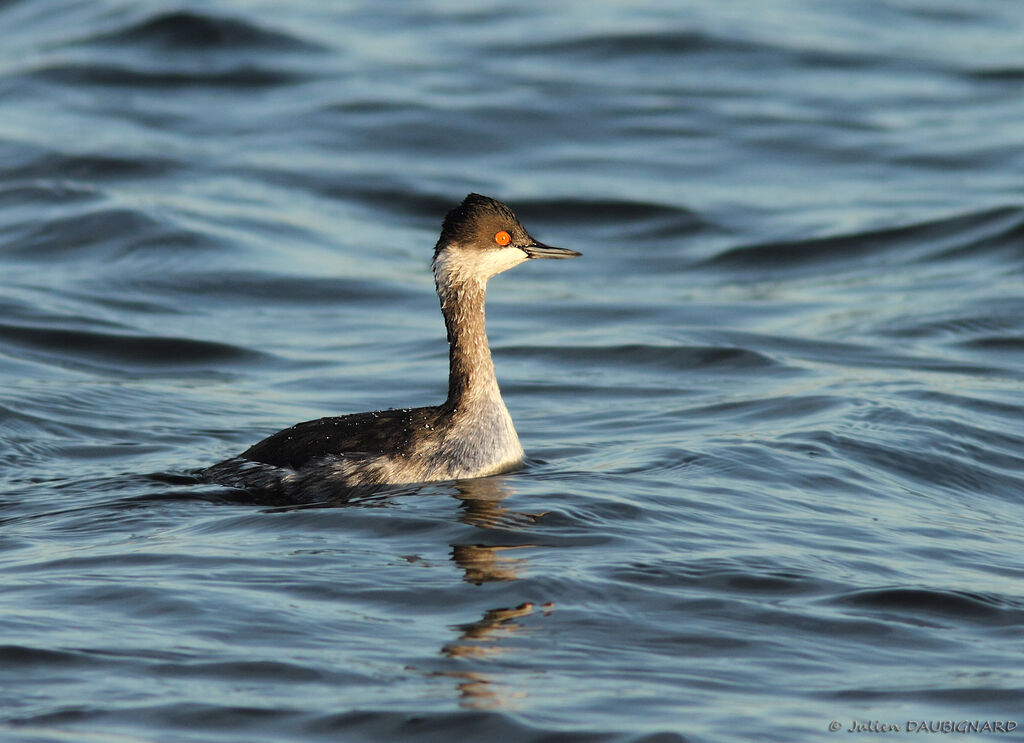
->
[203,194,580,497]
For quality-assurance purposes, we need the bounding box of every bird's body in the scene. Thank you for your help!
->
[203,194,579,498]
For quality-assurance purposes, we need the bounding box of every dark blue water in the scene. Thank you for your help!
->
[2,1,1024,741]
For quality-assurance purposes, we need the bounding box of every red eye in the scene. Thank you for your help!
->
[494,230,512,246]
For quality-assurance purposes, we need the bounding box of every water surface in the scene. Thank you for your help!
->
[2,1,1024,741]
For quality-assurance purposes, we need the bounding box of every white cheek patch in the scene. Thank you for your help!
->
[435,245,528,281]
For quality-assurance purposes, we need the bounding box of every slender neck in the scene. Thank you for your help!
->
[434,265,499,409]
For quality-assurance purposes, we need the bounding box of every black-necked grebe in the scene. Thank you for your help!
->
[203,194,580,497]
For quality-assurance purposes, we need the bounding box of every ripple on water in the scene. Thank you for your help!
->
[696,206,1024,277]
[502,344,780,372]
[75,10,328,53]
[828,587,1024,627]
[0,322,268,370]
[3,2,1024,742]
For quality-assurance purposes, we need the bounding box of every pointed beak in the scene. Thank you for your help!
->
[521,240,582,260]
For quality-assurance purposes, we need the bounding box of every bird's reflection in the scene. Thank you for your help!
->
[443,601,541,659]
[448,476,545,584]
[431,671,513,709]
[433,476,555,709]
[435,600,555,709]
[450,475,546,529]
[450,543,528,583]
[252,472,557,711]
